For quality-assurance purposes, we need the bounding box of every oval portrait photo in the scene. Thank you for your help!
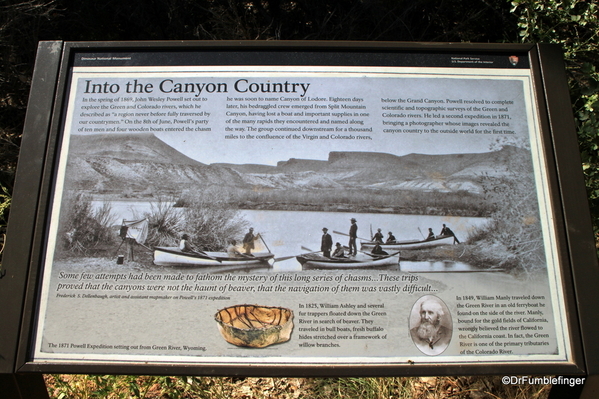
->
[409,295,453,356]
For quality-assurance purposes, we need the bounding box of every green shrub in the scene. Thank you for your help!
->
[512,0,599,239]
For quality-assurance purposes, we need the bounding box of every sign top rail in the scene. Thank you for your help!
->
[71,49,531,69]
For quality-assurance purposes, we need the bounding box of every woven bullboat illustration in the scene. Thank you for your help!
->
[215,305,294,348]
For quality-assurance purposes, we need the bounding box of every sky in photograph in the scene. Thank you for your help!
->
[71,72,534,166]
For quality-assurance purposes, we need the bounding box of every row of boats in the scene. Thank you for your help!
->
[152,234,456,269]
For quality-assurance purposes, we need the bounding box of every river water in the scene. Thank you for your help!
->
[93,200,490,272]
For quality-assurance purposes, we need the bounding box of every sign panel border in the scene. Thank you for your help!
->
[2,41,596,379]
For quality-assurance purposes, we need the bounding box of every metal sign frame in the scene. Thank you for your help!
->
[1,42,597,395]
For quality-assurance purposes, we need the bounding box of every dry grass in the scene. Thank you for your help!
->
[44,375,551,399]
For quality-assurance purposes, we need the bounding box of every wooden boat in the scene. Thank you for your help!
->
[360,235,455,251]
[215,304,293,348]
[153,246,274,267]
[296,252,399,269]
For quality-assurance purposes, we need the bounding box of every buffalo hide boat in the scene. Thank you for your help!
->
[296,252,399,269]
[361,235,455,251]
[153,246,274,267]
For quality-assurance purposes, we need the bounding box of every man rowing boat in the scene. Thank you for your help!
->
[179,234,194,252]
[179,234,220,261]
[440,224,460,244]
[371,243,388,256]
[426,228,435,241]
[243,227,259,255]
[386,231,397,244]
[227,239,244,258]
[332,242,346,258]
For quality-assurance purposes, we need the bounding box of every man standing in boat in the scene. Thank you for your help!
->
[348,218,358,256]
[242,227,259,255]
[321,227,333,257]
[440,224,460,244]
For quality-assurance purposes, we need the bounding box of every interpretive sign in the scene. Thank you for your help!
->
[2,42,598,383]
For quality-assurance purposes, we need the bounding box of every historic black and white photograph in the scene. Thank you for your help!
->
[409,295,453,356]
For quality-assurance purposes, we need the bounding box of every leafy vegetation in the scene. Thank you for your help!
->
[145,191,248,251]
[53,190,248,255]
[178,193,248,251]
[57,194,117,255]
[463,147,546,273]
[512,0,599,236]
[143,198,183,248]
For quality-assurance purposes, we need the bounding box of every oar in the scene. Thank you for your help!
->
[417,227,425,240]
[273,246,320,263]
[371,250,401,259]
[332,230,372,242]
[274,250,321,262]
[190,248,222,262]
[273,255,297,262]
[257,233,272,254]
[341,245,371,257]
[235,251,255,259]
[137,242,154,252]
